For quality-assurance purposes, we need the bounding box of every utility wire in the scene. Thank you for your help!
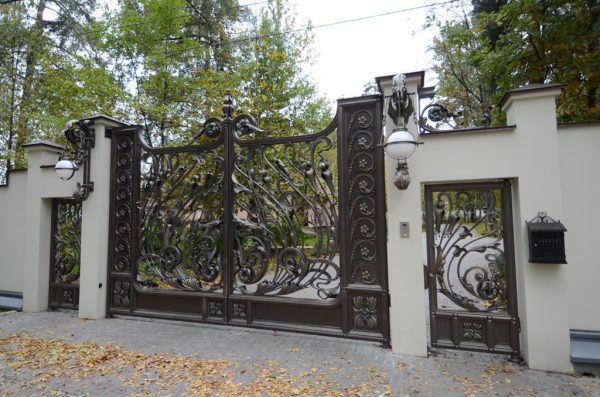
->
[140,1,456,60]
[0,0,21,4]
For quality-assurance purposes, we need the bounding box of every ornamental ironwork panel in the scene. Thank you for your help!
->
[424,181,520,359]
[232,117,339,300]
[49,199,82,309]
[107,94,389,345]
[136,137,225,293]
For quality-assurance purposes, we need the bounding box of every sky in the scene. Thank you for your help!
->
[243,0,454,102]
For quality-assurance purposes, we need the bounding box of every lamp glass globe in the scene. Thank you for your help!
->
[385,128,417,160]
[55,159,77,180]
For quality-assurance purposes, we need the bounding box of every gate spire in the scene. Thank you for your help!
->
[222,90,234,119]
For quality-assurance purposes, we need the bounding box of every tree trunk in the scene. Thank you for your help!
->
[14,0,45,168]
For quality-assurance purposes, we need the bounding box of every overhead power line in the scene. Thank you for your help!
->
[0,0,22,5]
[142,0,456,61]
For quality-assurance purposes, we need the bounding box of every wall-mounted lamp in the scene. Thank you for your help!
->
[54,119,96,201]
[383,74,422,190]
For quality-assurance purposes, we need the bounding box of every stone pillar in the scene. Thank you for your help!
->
[376,72,429,356]
[78,116,129,320]
[500,85,573,372]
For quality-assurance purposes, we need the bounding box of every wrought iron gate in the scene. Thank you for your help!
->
[106,94,390,344]
[424,181,520,359]
[49,198,82,309]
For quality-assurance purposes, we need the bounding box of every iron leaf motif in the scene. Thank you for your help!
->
[463,322,483,341]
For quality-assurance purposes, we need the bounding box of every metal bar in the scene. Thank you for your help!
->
[222,103,234,322]
[48,199,59,309]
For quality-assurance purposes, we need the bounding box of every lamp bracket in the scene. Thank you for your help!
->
[58,118,96,201]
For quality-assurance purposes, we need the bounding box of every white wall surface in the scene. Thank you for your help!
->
[0,170,28,293]
[381,76,573,372]
[559,122,600,331]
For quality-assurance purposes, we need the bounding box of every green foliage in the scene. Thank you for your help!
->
[0,0,332,177]
[98,0,331,146]
[431,0,600,125]
[0,0,123,169]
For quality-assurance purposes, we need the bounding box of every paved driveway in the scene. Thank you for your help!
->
[0,311,598,396]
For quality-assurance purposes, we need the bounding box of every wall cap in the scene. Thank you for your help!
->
[558,120,600,129]
[22,140,64,152]
[86,114,130,128]
[499,83,564,111]
[420,125,516,137]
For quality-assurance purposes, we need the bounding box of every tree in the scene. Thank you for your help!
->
[1,0,331,182]
[0,0,123,171]
[431,0,600,125]
[235,0,331,136]
[101,0,331,146]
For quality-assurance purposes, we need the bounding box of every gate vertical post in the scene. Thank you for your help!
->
[78,116,129,320]
[378,72,428,356]
[222,92,234,320]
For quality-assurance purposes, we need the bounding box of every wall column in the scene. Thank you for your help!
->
[22,141,73,312]
[78,116,128,320]
[377,72,429,356]
[500,85,573,372]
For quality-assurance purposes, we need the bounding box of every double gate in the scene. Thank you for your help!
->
[106,95,390,344]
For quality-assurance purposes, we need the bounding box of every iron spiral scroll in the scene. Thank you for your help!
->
[134,101,341,300]
[52,201,82,285]
[431,189,508,313]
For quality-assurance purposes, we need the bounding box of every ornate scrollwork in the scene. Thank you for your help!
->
[463,322,483,341]
[232,114,264,140]
[347,109,382,285]
[209,301,223,317]
[62,289,74,303]
[113,281,130,307]
[431,189,508,312]
[232,131,340,299]
[112,136,134,272]
[135,143,225,292]
[419,102,492,134]
[352,296,378,331]
[232,303,247,319]
[52,201,82,284]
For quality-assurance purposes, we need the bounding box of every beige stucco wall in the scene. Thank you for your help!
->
[0,170,28,293]
[381,75,573,372]
[559,122,600,331]
[21,143,80,311]
[18,117,125,316]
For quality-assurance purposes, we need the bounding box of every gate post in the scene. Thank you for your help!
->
[77,116,129,320]
[377,72,428,356]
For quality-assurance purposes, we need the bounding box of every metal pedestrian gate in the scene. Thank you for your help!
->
[49,198,82,309]
[106,94,390,344]
[424,181,520,360]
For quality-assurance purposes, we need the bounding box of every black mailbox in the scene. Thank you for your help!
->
[526,212,567,264]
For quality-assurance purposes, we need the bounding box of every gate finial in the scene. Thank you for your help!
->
[222,90,234,119]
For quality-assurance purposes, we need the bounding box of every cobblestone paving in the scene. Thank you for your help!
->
[0,310,598,396]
